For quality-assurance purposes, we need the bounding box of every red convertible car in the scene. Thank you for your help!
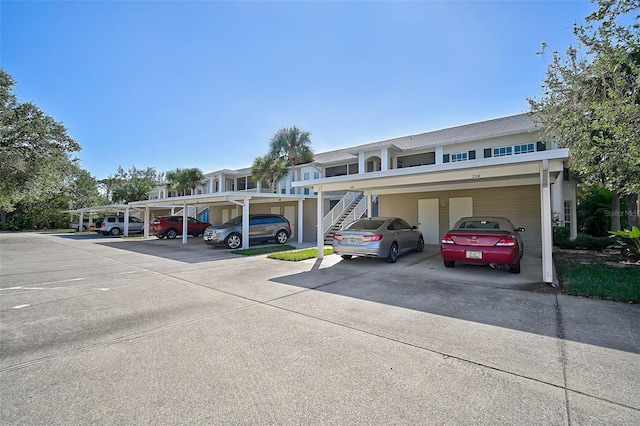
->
[440,217,525,273]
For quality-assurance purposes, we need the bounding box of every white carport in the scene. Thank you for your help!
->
[63,204,145,234]
[131,192,306,249]
[293,150,568,284]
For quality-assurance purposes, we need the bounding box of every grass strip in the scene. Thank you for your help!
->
[231,245,297,256]
[556,259,640,303]
[267,247,334,261]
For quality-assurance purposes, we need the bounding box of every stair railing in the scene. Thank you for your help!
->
[321,191,360,234]
[340,196,368,228]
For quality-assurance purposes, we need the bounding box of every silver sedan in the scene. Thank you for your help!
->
[332,217,425,263]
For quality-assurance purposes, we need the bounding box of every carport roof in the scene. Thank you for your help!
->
[130,191,306,208]
[62,204,146,214]
[63,193,307,215]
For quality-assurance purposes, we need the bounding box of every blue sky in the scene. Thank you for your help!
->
[2,0,595,180]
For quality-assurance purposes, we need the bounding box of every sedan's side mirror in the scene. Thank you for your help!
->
[411,225,418,230]
[516,227,525,232]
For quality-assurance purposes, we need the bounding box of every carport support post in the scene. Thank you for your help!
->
[242,197,250,249]
[182,203,188,244]
[540,160,553,284]
[78,212,83,232]
[124,207,130,236]
[297,199,303,244]
[144,206,150,238]
[316,186,324,259]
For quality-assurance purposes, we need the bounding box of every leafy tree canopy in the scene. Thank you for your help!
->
[0,70,81,213]
[529,0,640,197]
[103,165,163,203]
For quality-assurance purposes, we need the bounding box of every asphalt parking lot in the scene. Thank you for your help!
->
[1,232,639,425]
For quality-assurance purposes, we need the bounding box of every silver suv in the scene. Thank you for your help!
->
[95,216,145,236]
[203,214,291,249]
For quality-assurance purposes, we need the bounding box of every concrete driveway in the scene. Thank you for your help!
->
[1,232,639,424]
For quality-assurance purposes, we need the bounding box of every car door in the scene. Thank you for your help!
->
[187,217,197,234]
[129,216,144,232]
[249,216,267,240]
[262,217,279,240]
[389,219,412,253]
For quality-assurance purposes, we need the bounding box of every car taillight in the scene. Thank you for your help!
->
[496,237,516,246]
[333,234,343,242]
[362,234,383,242]
[441,236,455,244]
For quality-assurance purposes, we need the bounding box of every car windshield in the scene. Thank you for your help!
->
[224,216,243,226]
[345,219,385,231]
[457,220,502,230]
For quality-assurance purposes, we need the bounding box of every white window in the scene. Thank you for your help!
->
[303,172,310,180]
[493,146,513,157]
[451,152,468,162]
[314,172,320,179]
[564,201,572,228]
[514,143,535,155]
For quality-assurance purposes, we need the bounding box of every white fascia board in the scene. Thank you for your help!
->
[293,149,568,190]
[62,204,143,214]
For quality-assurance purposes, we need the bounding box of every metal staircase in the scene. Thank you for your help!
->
[322,192,367,245]
[173,206,209,220]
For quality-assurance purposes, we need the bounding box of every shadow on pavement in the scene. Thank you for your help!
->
[270,251,640,355]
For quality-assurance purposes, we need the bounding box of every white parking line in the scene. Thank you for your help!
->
[11,304,30,309]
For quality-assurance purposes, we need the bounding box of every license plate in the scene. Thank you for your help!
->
[347,238,358,245]
[466,250,483,259]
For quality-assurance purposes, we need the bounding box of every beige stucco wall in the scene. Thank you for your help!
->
[378,185,542,253]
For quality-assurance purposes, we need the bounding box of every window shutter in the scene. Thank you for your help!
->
[536,141,547,151]
[468,150,476,160]
[443,154,450,163]
[484,148,492,158]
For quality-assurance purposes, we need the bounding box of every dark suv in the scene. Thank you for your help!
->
[152,216,212,239]
[203,214,291,249]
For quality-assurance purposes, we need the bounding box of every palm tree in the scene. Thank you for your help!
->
[184,168,205,195]
[251,154,288,193]
[165,168,205,196]
[269,126,314,167]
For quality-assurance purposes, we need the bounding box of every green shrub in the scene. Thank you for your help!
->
[609,226,640,259]
[553,226,570,246]
[557,234,613,251]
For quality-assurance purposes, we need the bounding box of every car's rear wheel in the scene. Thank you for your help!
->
[386,242,399,263]
[509,260,521,274]
[416,236,425,252]
[82,225,87,232]
[166,229,178,239]
[275,230,288,244]
[443,260,455,268]
[341,255,352,260]
[110,227,121,236]
[226,233,242,249]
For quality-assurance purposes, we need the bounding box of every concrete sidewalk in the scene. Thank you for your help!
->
[1,232,638,424]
